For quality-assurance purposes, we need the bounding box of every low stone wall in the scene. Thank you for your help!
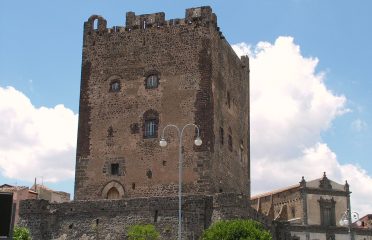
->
[19,193,271,240]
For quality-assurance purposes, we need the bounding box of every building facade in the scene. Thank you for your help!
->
[19,7,267,240]
[75,6,250,200]
[0,184,37,224]
[32,184,70,203]
[252,173,372,240]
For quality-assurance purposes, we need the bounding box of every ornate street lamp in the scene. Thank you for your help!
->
[339,209,361,240]
[159,123,202,240]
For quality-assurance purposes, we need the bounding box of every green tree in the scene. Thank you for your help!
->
[127,224,160,240]
[13,226,31,240]
[200,219,272,240]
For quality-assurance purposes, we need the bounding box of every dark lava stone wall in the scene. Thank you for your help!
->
[19,193,270,240]
[75,6,250,201]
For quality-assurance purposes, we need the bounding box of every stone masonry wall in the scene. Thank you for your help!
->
[19,193,270,240]
[75,6,250,201]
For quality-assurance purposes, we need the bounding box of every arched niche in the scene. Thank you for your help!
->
[101,181,125,199]
[87,15,107,32]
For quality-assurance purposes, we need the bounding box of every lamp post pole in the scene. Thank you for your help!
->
[340,209,360,240]
[159,123,202,240]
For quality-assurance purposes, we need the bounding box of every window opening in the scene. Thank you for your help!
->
[227,91,231,108]
[220,127,224,145]
[145,119,156,138]
[110,81,120,92]
[319,197,336,227]
[146,169,152,179]
[146,75,158,89]
[228,128,233,152]
[111,163,119,175]
[154,210,158,223]
[107,127,114,137]
[143,110,159,138]
[291,206,296,218]
[239,140,244,162]
[93,19,98,30]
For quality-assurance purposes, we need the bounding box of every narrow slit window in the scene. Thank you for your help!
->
[239,140,244,162]
[228,127,233,152]
[228,135,233,152]
[227,91,231,108]
[219,127,224,145]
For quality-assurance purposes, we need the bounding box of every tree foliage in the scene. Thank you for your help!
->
[13,226,31,240]
[127,224,160,240]
[200,219,272,240]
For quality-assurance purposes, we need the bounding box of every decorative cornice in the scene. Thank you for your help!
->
[288,224,349,234]
[303,187,349,197]
[319,172,332,190]
[287,224,372,236]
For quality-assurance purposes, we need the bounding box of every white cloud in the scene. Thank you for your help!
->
[233,36,372,216]
[0,86,78,183]
[351,119,367,132]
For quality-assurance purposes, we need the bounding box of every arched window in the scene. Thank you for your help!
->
[106,187,120,199]
[93,19,98,30]
[110,81,120,92]
[143,110,159,138]
[145,75,159,89]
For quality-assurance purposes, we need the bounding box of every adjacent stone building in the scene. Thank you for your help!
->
[32,184,70,203]
[75,5,250,201]
[0,184,37,224]
[356,214,372,229]
[251,173,372,240]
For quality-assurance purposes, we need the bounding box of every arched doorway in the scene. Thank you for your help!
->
[106,187,120,199]
[101,181,125,199]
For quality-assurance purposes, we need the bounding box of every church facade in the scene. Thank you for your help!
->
[252,173,372,240]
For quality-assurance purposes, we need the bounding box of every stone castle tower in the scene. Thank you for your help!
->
[74,6,250,200]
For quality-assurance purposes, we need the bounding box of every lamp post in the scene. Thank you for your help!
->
[159,123,202,240]
[339,209,361,240]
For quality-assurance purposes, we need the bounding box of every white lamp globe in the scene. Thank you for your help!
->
[194,137,202,146]
[343,219,349,226]
[159,138,167,147]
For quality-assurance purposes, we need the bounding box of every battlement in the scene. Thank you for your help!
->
[83,6,219,35]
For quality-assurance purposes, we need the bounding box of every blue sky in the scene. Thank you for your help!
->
[0,1,371,214]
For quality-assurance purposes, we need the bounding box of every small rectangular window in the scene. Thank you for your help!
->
[111,163,119,175]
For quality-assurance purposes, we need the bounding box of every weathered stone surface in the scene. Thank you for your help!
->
[19,193,269,240]
[75,6,250,201]
[20,6,259,240]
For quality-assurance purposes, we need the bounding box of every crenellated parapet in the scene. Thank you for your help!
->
[83,6,220,37]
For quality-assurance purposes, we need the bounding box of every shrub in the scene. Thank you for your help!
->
[200,219,272,240]
[13,226,31,240]
[127,224,160,240]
